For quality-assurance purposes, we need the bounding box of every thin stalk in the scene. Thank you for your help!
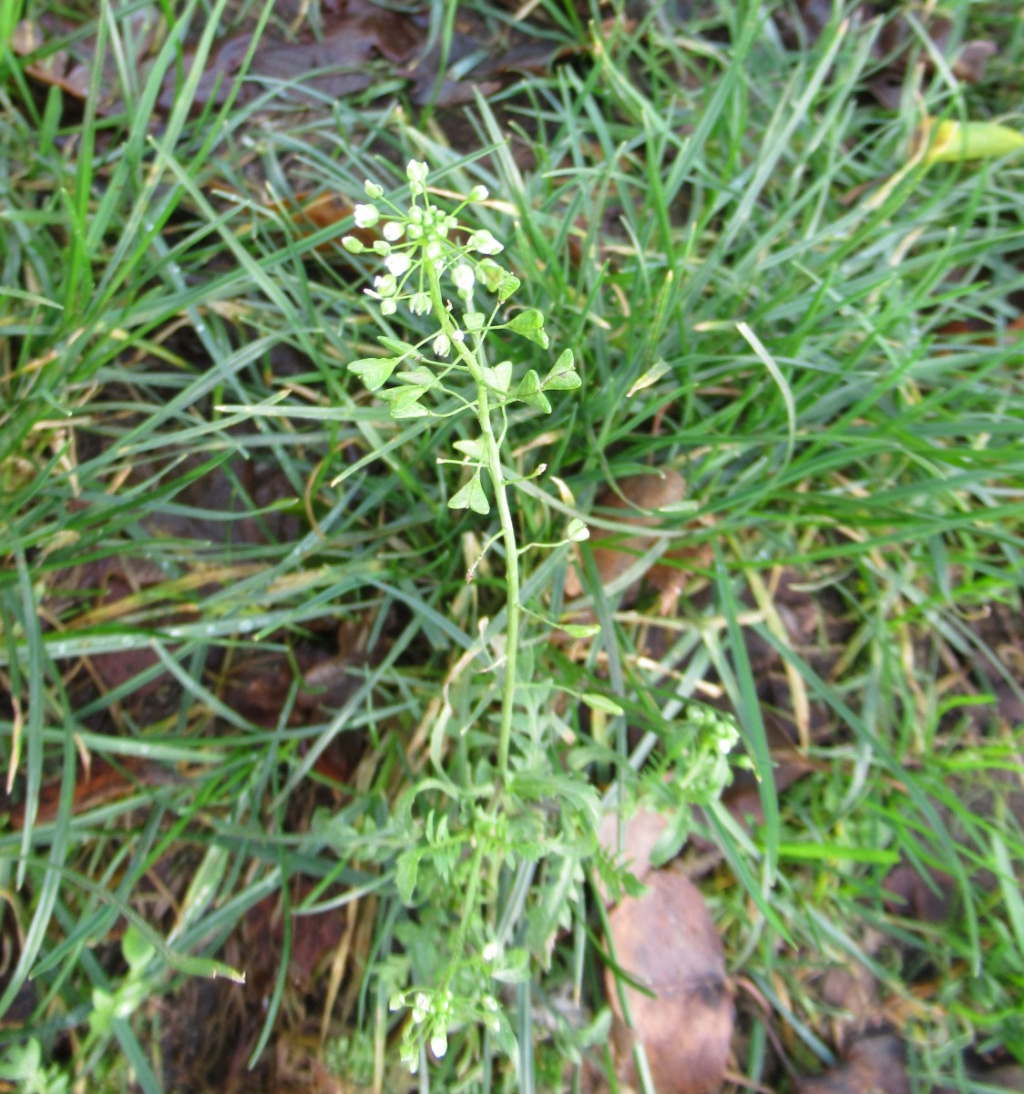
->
[424,263,520,779]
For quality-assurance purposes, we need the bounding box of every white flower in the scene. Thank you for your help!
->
[373,273,397,297]
[353,203,379,228]
[451,329,465,343]
[482,941,500,963]
[452,264,475,293]
[432,333,451,357]
[412,993,429,1023]
[470,229,502,255]
[364,180,384,199]
[469,185,489,202]
[384,252,411,277]
[425,240,442,262]
[383,221,404,242]
[407,159,429,195]
[409,293,432,316]
[430,1031,448,1059]
[380,298,397,316]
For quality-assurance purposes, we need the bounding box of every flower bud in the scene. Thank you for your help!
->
[364,180,384,199]
[353,203,379,228]
[341,235,365,253]
[373,273,398,297]
[383,221,404,242]
[470,229,503,255]
[385,252,411,276]
[452,264,475,294]
[406,160,429,184]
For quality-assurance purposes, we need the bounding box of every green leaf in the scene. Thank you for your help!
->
[492,947,531,984]
[513,369,552,413]
[349,357,398,392]
[379,336,421,357]
[122,925,155,974]
[89,987,117,1036]
[395,367,436,385]
[449,471,490,514]
[507,308,550,348]
[0,1039,43,1082]
[922,118,1024,165]
[582,692,624,716]
[497,273,521,302]
[453,438,484,460]
[482,360,513,394]
[380,385,430,418]
[561,623,601,638]
[395,849,420,905]
[542,348,581,391]
[478,260,504,292]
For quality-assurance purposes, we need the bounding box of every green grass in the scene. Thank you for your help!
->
[2,0,1023,1090]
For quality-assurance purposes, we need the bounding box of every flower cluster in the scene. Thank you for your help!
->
[341,160,505,323]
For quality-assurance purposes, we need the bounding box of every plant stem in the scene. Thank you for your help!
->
[425,263,520,780]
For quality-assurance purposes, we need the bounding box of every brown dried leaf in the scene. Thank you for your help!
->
[606,871,733,1094]
[3,757,179,829]
[157,0,421,112]
[596,806,669,900]
[882,862,956,924]
[566,469,708,609]
[774,6,999,108]
[797,1033,911,1094]
[952,39,998,84]
[818,959,881,1051]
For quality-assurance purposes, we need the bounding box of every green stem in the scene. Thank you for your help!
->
[425,264,520,780]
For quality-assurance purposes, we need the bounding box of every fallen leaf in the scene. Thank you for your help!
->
[2,757,180,829]
[921,118,1024,165]
[606,870,733,1094]
[157,0,421,112]
[818,960,881,1050]
[951,40,998,84]
[596,806,669,899]
[774,7,998,109]
[882,861,956,925]
[797,1033,911,1094]
[566,469,709,611]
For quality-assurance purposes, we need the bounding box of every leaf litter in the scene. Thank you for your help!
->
[605,870,733,1094]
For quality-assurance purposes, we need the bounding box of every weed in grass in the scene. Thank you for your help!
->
[336,159,741,1068]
